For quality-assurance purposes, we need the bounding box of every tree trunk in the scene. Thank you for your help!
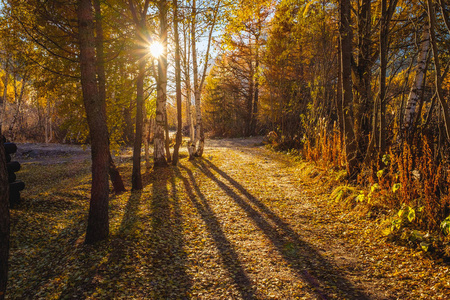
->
[172,0,182,166]
[253,40,260,135]
[8,73,27,141]
[154,0,168,167]
[0,61,8,135]
[340,0,359,177]
[143,116,151,169]
[164,109,172,162]
[190,0,219,157]
[191,0,200,158]
[0,137,10,300]
[123,100,134,145]
[427,0,450,142]
[78,0,110,244]
[379,0,388,153]
[132,58,145,189]
[45,101,50,144]
[355,0,372,153]
[247,41,254,136]
[182,18,194,144]
[403,28,430,132]
[94,0,125,193]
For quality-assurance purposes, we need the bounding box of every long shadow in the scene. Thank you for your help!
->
[195,159,373,300]
[176,165,256,299]
[58,191,144,299]
[147,167,192,299]
[118,190,142,235]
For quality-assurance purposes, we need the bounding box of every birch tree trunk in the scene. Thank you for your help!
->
[191,0,201,158]
[403,27,430,133]
[172,0,182,165]
[164,109,171,162]
[190,0,220,158]
[154,0,168,167]
[182,22,194,156]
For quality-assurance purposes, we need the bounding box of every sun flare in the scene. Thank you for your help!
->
[148,42,164,58]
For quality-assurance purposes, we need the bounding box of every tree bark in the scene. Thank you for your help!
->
[93,0,125,193]
[403,28,430,131]
[379,0,388,153]
[0,137,10,300]
[164,109,172,162]
[191,0,200,158]
[172,0,182,165]
[132,58,145,189]
[191,0,219,157]
[143,116,151,169]
[183,22,194,154]
[427,0,450,142]
[340,0,359,177]
[77,0,110,244]
[354,0,372,152]
[154,0,168,167]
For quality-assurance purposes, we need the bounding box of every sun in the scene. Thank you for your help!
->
[148,42,164,58]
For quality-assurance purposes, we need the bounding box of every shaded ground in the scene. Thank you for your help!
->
[6,138,450,299]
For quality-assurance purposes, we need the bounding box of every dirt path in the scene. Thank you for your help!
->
[181,141,384,299]
[173,139,448,299]
[7,138,450,299]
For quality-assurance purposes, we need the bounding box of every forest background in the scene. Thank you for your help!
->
[2,0,450,277]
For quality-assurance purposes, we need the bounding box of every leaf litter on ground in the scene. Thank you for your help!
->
[5,138,450,299]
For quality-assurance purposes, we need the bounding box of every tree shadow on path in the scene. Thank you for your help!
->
[195,159,372,300]
[146,168,192,298]
[177,164,257,299]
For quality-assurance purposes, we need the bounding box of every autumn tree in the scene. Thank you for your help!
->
[127,0,153,186]
[222,0,272,136]
[77,0,111,243]
[154,0,169,167]
[172,0,183,165]
[188,0,222,158]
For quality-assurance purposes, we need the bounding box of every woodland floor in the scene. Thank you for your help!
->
[6,138,450,299]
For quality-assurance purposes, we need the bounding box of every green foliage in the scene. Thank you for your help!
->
[330,185,359,204]
[392,183,401,193]
[383,205,424,237]
[441,216,450,235]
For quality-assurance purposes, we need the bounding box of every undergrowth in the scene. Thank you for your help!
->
[266,128,450,257]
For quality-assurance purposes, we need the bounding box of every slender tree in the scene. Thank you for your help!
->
[340,0,358,177]
[154,0,169,167]
[190,0,221,158]
[93,0,126,193]
[172,0,182,165]
[427,0,450,142]
[128,0,151,187]
[403,25,430,138]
